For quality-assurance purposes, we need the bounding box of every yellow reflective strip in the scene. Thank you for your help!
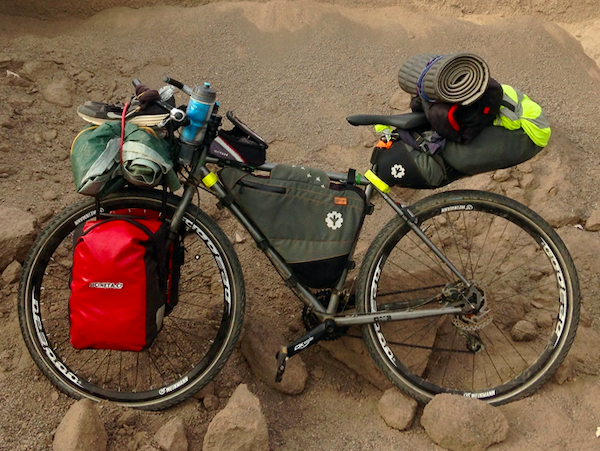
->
[374,124,393,133]
[521,121,551,147]
[202,172,219,188]
[364,169,391,193]
[501,84,518,103]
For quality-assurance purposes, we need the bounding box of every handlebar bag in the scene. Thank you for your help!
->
[71,122,181,197]
[220,164,366,288]
[209,126,267,166]
[69,216,169,351]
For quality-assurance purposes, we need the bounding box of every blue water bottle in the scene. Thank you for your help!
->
[178,82,217,165]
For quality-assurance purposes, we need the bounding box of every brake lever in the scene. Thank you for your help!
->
[158,107,186,128]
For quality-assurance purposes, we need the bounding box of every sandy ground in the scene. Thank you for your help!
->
[1,1,600,450]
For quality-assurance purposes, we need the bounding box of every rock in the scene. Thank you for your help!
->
[42,190,58,201]
[22,60,60,80]
[2,260,21,284]
[43,129,58,141]
[129,431,149,451]
[37,208,55,224]
[585,208,600,231]
[539,202,582,228]
[53,399,107,451]
[192,381,215,400]
[42,76,75,107]
[321,333,393,390]
[378,388,418,430]
[361,128,376,148]
[203,384,269,451]
[240,316,307,395]
[116,410,138,428]
[311,366,325,380]
[76,70,94,82]
[203,394,220,410]
[517,161,533,173]
[0,144,9,153]
[119,62,137,76]
[232,374,243,384]
[217,390,229,399]
[421,394,509,451]
[552,357,574,385]
[154,56,173,67]
[0,207,37,272]
[389,90,411,111]
[153,417,188,451]
[492,168,512,182]
[3,73,33,87]
[519,173,536,190]
[8,92,34,110]
[510,320,537,341]
[0,114,13,129]
[234,232,245,243]
[536,312,554,329]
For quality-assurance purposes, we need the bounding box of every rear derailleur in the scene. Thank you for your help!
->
[444,283,491,354]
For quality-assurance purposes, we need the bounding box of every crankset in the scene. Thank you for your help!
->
[301,290,350,340]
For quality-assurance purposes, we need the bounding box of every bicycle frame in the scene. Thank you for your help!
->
[164,136,472,329]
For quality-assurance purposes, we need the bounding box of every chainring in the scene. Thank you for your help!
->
[301,290,349,341]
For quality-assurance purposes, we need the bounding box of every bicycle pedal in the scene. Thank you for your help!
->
[275,347,288,383]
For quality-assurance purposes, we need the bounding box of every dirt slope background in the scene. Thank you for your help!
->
[1,1,600,450]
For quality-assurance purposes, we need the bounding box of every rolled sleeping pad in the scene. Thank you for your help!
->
[398,53,489,105]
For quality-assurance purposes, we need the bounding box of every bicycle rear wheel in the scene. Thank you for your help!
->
[356,190,579,405]
[18,189,245,410]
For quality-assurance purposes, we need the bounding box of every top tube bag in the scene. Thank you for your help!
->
[220,164,366,288]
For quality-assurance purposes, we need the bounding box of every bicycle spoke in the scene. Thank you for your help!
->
[359,192,578,403]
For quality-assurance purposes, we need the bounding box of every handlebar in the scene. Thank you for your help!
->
[163,76,194,96]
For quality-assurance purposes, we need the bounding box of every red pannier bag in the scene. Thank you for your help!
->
[69,216,169,351]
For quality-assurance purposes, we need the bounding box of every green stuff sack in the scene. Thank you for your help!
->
[71,122,180,196]
[220,164,366,288]
[441,126,542,175]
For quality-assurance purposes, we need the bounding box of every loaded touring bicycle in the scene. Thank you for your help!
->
[18,74,579,410]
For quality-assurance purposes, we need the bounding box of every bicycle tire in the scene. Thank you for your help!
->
[356,190,579,405]
[18,189,245,410]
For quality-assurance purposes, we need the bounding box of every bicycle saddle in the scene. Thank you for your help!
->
[346,112,428,129]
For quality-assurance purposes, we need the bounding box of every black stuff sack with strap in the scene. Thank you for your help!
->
[69,216,171,351]
[376,140,450,189]
[220,164,366,288]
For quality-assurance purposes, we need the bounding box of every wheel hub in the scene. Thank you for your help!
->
[452,287,493,332]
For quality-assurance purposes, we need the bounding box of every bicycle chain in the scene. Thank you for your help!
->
[344,333,473,354]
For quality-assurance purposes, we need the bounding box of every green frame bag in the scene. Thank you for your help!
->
[220,164,366,288]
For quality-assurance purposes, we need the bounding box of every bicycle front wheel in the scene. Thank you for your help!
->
[356,190,579,405]
[18,189,245,410]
